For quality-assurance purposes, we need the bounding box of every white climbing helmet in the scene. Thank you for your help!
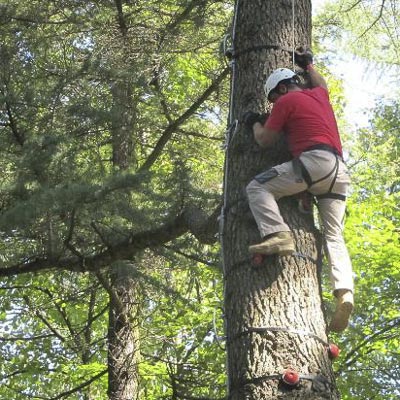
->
[264,68,297,99]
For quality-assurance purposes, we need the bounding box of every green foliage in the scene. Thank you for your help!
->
[2,0,399,398]
[314,2,400,398]
[0,0,231,398]
[0,273,109,399]
[314,0,400,64]
[327,100,400,399]
[138,243,225,399]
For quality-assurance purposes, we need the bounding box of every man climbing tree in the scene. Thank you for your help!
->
[245,51,354,333]
[221,1,346,398]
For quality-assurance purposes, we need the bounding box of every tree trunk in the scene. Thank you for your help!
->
[222,1,340,399]
[107,263,141,400]
[107,66,140,399]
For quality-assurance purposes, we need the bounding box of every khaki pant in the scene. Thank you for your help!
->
[246,149,354,293]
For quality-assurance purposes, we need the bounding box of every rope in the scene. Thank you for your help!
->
[212,307,226,350]
[291,0,296,69]
[228,1,239,126]
[219,120,239,273]
[220,251,318,285]
[224,0,297,67]
[226,44,293,60]
[227,324,336,393]
[246,325,330,347]
[232,371,333,392]
[220,0,241,393]
[292,251,318,264]
[220,0,301,391]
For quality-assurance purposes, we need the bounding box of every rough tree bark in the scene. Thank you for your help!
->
[106,7,140,397]
[222,1,341,399]
[107,262,141,400]
[106,80,141,399]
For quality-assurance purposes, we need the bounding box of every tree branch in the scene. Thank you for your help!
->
[5,99,25,146]
[359,0,386,38]
[114,0,128,35]
[0,334,55,342]
[0,203,220,277]
[138,67,229,172]
[159,0,206,44]
[338,316,400,373]
[49,370,108,400]
[23,295,67,344]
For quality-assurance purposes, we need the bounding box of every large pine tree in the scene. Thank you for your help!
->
[222,1,341,398]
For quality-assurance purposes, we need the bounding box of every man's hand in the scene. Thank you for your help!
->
[242,111,269,128]
[294,47,313,70]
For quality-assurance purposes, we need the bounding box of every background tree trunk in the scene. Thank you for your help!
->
[222,1,341,398]
[107,54,140,400]
[107,263,141,400]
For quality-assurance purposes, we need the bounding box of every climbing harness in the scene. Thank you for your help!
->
[292,144,347,202]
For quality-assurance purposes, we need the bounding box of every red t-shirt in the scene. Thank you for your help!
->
[265,86,343,157]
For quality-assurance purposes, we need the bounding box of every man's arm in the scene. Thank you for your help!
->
[252,122,281,148]
[307,64,328,90]
[294,48,328,90]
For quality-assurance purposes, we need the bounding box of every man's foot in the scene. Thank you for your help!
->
[329,289,354,332]
[249,231,295,256]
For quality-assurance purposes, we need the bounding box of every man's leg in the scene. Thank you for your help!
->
[246,161,307,255]
[318,197,354,332]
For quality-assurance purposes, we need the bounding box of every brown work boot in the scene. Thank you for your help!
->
[249,231,295,256]
[329,289,354,332]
